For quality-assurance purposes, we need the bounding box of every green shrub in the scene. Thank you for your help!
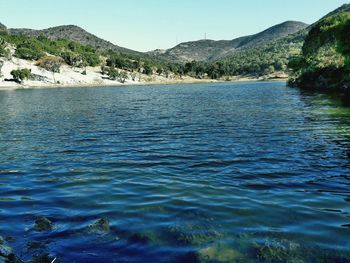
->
[15,47,44,60]
[10,68,31,83]
[107,67,119,80]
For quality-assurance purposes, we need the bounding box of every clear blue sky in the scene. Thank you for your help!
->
[0,0,348,52]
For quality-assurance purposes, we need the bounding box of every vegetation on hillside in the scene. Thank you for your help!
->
[288,12,350,90]
[151,21,308,63]
[213,33,305,77]
[178,32,305,79]
[0,30,189,81]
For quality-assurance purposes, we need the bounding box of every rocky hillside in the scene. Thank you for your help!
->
[8,25,143,56]
[149,21,308,62]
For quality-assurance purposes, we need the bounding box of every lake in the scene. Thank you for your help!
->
[0,82,350,263]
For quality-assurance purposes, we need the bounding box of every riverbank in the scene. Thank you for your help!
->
[0,57,285,90]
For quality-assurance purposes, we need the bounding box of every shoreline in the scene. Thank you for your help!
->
[0,77,287,91]
[0,56,287,91]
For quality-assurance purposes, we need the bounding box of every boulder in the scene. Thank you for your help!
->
[34,217,53,232]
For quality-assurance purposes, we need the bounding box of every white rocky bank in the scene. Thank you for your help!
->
[0,56,147,89]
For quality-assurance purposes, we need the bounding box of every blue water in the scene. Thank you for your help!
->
[0,82,350,262]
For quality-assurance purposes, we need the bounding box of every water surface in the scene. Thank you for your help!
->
[0,82,350,262]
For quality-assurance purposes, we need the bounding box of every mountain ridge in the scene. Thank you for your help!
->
[8,24,144,57]
[148,21,309,62]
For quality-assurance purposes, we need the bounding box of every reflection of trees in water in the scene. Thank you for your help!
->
[294,88,350,162]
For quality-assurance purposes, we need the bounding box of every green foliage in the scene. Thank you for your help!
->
[107,67,119,80]
[106,67,128,83]
[0,31,195,79]
[143,64,153,75]
[10,68,31,83]
[177,34,304,79]
[289,12,350,90]
[61,51,84,67]
[82,52,100,67]
[216,35,303,77]
[15,47,44,60]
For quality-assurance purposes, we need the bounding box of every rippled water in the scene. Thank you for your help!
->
[1,82,350,262]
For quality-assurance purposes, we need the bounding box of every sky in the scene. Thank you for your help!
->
[0,0,349,52]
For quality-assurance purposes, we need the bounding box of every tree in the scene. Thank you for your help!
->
[36,56,63,83]
[119,71,128,83]
[107,67,119,80]
[61,51,84,68]
[143,64,153,75]
[130,72,137,81]
[156,67,163,76]
[10,68,31,84]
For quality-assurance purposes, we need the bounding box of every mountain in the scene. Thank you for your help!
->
[149,21,309,62]
[8,25,143,56]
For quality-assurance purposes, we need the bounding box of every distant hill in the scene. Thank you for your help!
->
[148,21,309,62]
[8,25,144,57]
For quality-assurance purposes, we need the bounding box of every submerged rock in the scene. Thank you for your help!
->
[0,236,23,263]
[197,243,244,263]
[87,218,110,234]
[166,222,222,246]
[30,253,55,263]
[34,217,53,232]
[252,239,304,263]
[0,236,13,258]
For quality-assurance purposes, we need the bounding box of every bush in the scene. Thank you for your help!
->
[143,64,153,75]
[61,51,84,67]
[83,52,100,67]
[15,47,44,60]
[36,56,63,83]
[36,56,63,73]
[107,68,119,80]
[107,68,128,83]
[11,68,31,83]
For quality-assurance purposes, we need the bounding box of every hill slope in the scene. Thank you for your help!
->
[288,4,350,90]
[8,25,143,56]
[149,21,308,62]
[0,23,7,32]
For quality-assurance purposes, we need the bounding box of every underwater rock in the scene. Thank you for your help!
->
[0,236,23,263]
[0,236,13,258]
[166,222,222,246]
[87,218,110,234]
[30,253,55,263]
[197,243,244,263]
[34,217,53,232]
[252,239,304,263]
